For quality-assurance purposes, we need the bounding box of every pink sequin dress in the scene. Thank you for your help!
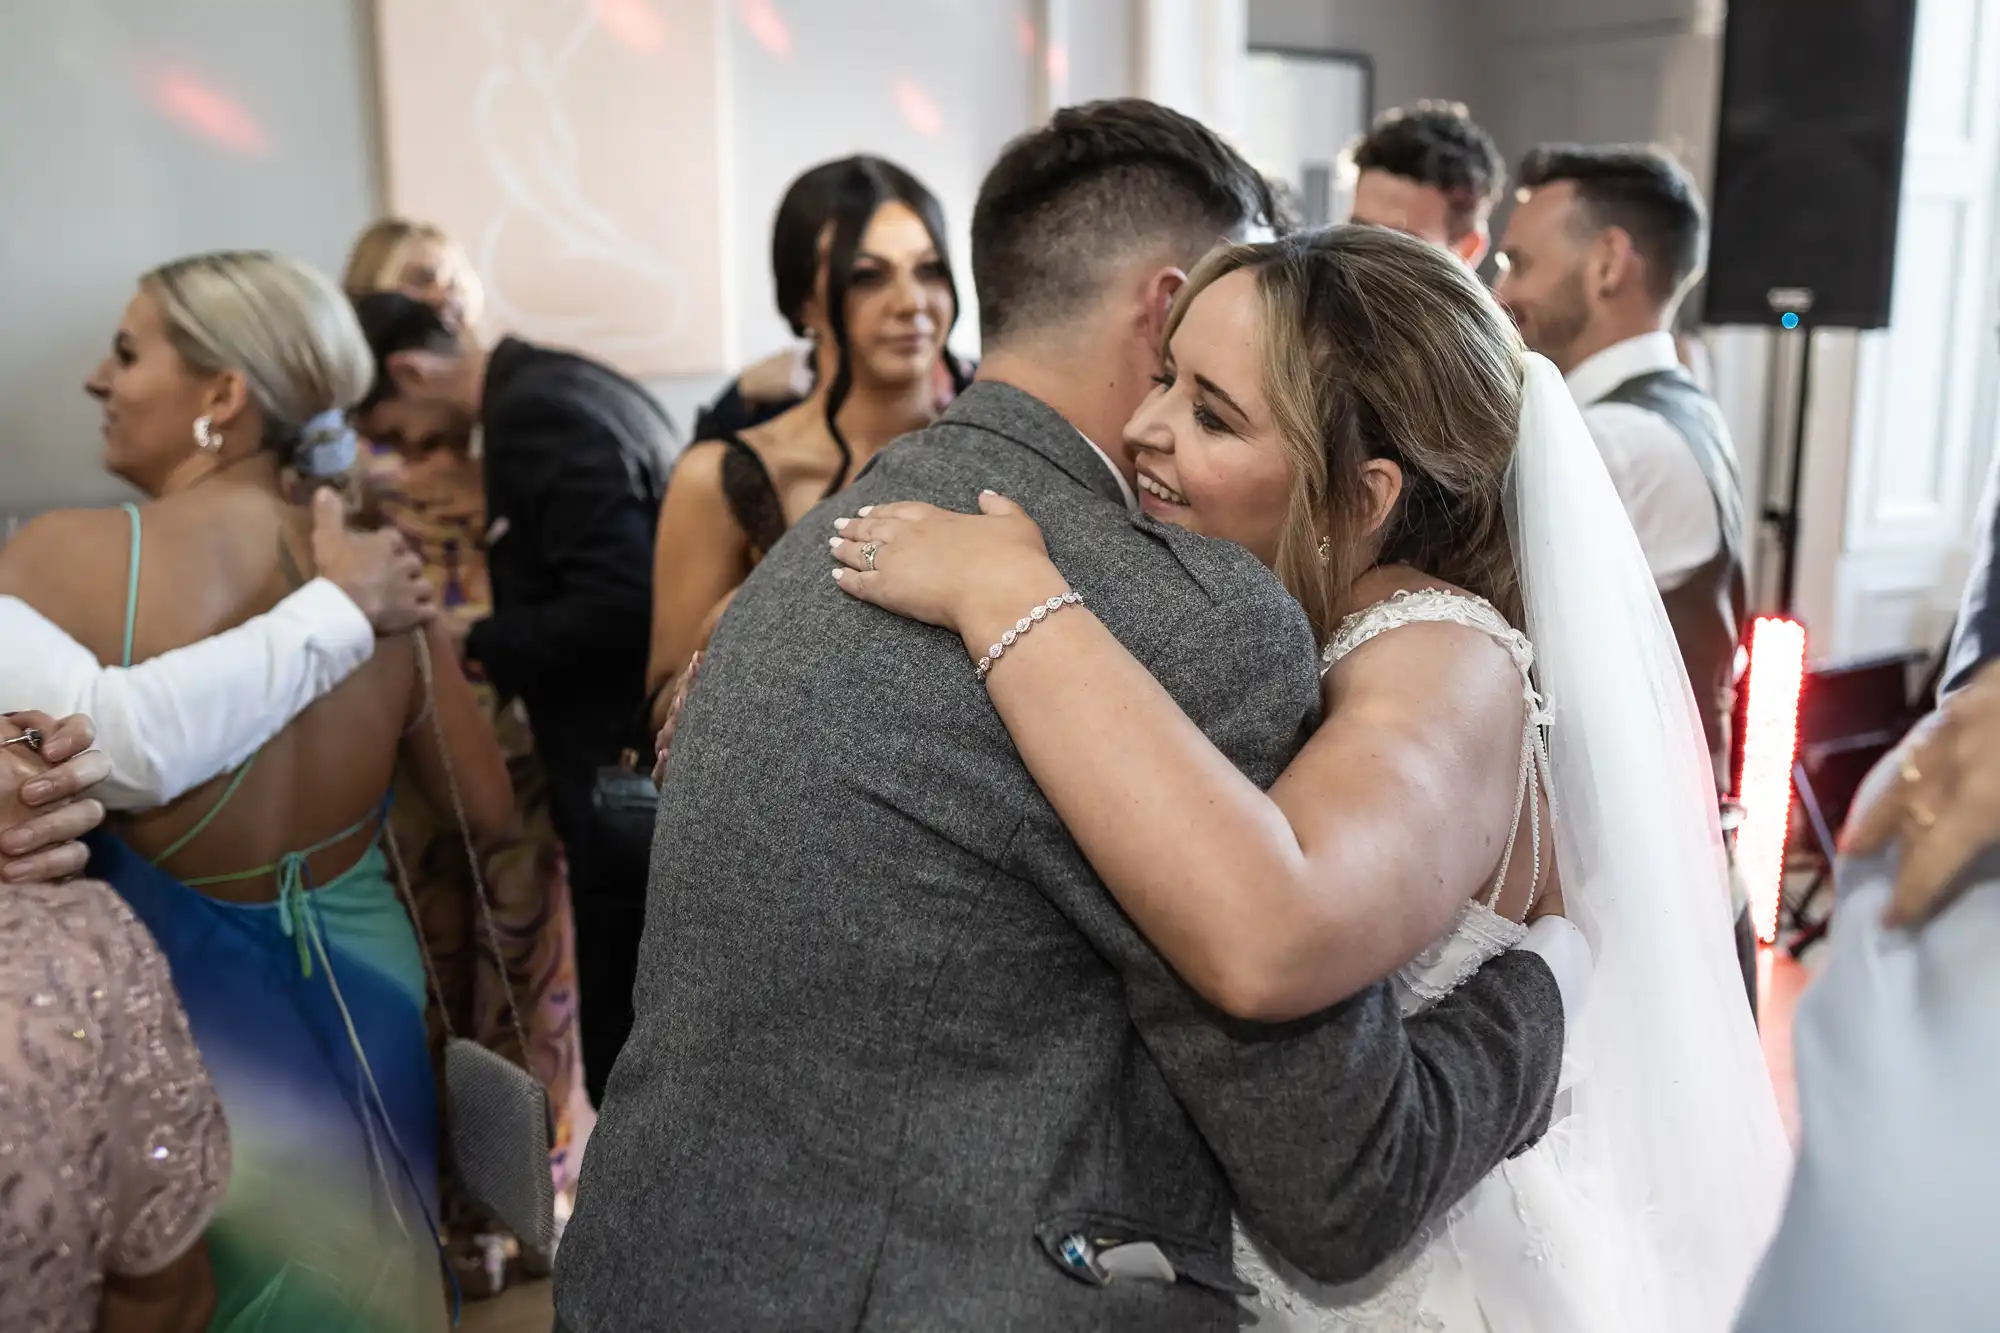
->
[0,879,229,1333]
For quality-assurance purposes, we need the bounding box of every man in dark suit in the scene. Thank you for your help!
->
[557,100,1579,1332]
[1940,440,2000,698]
[352,295,674,1099]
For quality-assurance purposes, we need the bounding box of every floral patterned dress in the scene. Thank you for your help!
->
[363,442,592,1272]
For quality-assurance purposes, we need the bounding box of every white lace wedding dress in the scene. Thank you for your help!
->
[1234,588,1629,1333]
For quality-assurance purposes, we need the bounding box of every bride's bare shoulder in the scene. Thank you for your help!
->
[1318,571,1526,736]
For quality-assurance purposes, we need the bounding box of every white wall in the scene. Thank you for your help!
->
[717,0,1034,375]
[0,0,1045,513]
[651,0,1040,428]
[0,0,381,514]
[1247,0,1493,119]
[1060,0,1142,108]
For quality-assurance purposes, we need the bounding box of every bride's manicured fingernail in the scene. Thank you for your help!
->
[857,505,874,517]
[831,568,845,581]
[828,537,842,551]
[834,517,849,531]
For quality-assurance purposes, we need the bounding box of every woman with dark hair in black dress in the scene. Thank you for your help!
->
[646,156,968,726]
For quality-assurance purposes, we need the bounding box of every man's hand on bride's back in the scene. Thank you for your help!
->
[827,493,1068,653]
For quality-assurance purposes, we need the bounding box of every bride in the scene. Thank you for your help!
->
[825,225,1788,1330]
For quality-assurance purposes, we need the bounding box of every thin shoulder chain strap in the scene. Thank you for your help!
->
[382,631,530,1054]
[1329,590,1551,915]
[1485,664,1555,914]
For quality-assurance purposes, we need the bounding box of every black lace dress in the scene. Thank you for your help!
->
[715,433,791,561]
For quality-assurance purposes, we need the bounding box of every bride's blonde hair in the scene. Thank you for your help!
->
[1165,225,1527,641]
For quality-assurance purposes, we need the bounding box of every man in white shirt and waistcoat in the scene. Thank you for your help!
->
[1494,143,1757,1012]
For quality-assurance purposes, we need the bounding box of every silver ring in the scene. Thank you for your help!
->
[862,542,880,572]
[1,728,42,753]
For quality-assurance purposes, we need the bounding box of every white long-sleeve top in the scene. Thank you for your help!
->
[0,580,374,809]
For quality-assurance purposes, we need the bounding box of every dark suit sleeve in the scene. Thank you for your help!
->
[464,397,656,700]
[1942,445,2000,698]
[1029,591,1567,1286]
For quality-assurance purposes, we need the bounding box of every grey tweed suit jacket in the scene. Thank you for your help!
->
[555,383,1566,1332]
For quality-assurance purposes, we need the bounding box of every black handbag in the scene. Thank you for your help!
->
[583,656,694,896]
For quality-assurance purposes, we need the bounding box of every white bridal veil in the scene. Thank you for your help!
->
[1507,353,1791,1330]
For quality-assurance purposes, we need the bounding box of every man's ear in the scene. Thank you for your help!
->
[386,348,447,394]
[1139,265,1189,351]
[1455,222,1491,270]
[1591,227,1640,301]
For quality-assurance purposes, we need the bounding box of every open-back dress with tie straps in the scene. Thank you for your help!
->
[86,502,446,1332]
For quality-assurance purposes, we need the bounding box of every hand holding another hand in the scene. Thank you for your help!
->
[1,712,109,884]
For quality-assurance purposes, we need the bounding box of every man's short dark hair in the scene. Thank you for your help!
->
[1349,101,1505,240]
[351,291,458,414]
[971,98,1281,346]
[1519,143,1708,304]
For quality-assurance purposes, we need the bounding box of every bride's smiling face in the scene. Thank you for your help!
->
[1120,269,1294,567]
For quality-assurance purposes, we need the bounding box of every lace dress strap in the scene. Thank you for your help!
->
[714,432,789,561]
[1322,588,1554,913]
[1321,587,1529,675]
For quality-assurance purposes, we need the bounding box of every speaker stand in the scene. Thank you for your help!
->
[1781,757,1840,959]
[1764,326,1814,615]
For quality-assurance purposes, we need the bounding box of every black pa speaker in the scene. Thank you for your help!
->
[1704,0,1920,329]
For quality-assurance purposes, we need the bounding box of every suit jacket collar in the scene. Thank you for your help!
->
[938,382,1129,510]
[480,335,536,420]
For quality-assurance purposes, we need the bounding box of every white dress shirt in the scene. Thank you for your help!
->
[1566,332,1723,592]
[1078,429,1140,511]
[1080,421,1594,1016]
[0,580,375,809]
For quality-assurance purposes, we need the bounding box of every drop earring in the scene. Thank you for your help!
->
[1316,535,1332,564]
[193,416,221,453]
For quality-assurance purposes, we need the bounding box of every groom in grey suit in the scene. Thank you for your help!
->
[557,100,1576,1332]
